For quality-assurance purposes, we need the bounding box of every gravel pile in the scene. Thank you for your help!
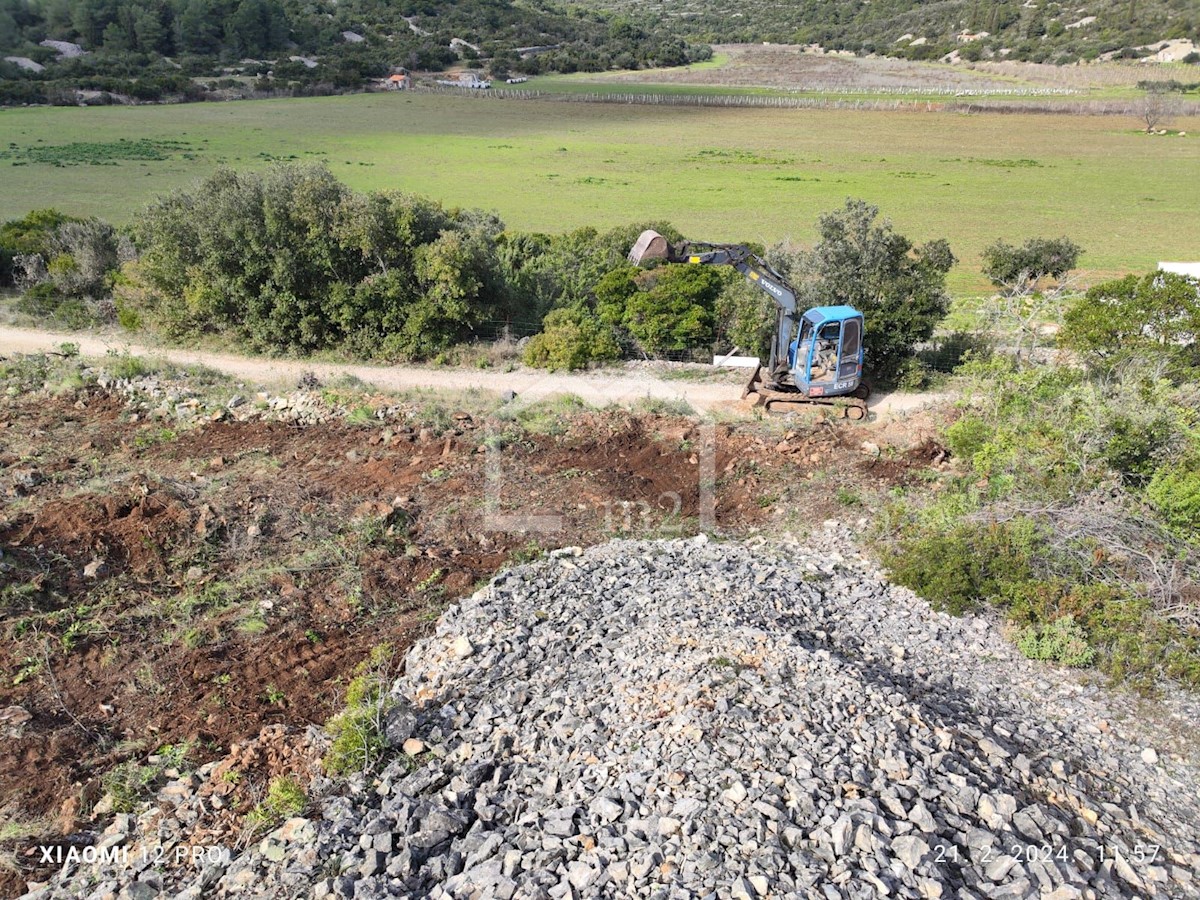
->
[23,528,1200,899]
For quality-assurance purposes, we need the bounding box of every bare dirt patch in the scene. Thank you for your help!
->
[0,379,950,895]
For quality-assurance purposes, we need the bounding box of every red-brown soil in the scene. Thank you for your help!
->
[0,387,946,895]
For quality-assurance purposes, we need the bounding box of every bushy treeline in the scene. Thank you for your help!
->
[881,271,1200,687]
[0,0,710,104]
[121,165,649,358]
[115,164,770,363]
[582,0,1200,66]
[2,164,958,383]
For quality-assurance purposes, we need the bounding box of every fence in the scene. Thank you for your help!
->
[411,82,1200,116]
[460,320,994,371]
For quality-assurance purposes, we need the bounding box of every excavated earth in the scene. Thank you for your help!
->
[0,364,950,897]
[6,362,1199,899]
[18,533,1200,899]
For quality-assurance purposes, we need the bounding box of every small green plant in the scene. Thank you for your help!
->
[12,656,41,686]
[60,617,92,653]
[1016,616,1095,667]
[347,405,375,426]
[323,643,396,776]
[414,568,445,593]
[105,351,156,380]
[305,629,323,644]
[634,396,696,417]
[100,748,187,814]
[246,776,306,829]
[236,613,267,635]
[133,427,177,449]
[156,742,191,770]
[51,371,85,395]
[509,541,544,566]
[56,342,80,357]
[263,684,286,706]
[835,487,862,507]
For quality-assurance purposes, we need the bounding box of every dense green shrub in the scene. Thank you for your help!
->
[0,208,79,286]
[1016,615,1095,667]
[981,236,1081,292]
[942,356,1195,499]
[882,519,1040,615]
[885,354,1200,689]
[131,164,508,359]
[522,307,620,370]
[777,199,955,383]
[323,643,395,776]
[597,264,724,355]
[1147,460,1200,539]
[1060,271,1200,376]
[715,276,775,359]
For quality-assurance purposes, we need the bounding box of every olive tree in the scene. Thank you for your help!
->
[1134,90,1182,133]
[787,199,955,382]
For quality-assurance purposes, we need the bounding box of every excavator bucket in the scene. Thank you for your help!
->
[628,230,672,265]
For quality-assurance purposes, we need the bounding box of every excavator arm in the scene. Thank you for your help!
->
[628,232,798,382]
[627,229,869,419]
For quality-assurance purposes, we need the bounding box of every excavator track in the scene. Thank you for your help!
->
[742,366,869,420]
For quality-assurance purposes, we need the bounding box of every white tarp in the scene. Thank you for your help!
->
[713,355,761,369]
[1159,262,1200,278]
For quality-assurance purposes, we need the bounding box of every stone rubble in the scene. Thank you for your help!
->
[22,529,1200,899]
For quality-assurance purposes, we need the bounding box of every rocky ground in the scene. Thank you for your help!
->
[20,530,1200,899]
[2,351,958,897]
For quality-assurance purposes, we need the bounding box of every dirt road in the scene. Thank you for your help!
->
[0,325,948,417]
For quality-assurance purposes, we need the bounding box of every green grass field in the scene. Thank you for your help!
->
[2,92,1197,293]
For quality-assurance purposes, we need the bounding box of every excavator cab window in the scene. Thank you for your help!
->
[810,322,841,382]
[838,318,861,379]
[791,319,814,370]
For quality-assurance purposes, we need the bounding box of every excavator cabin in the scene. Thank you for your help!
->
[791,307,864,398]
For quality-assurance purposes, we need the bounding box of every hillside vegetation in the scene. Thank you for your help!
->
[578,0,1200,65]
[4,0,1199,104]
[0,0,710,103]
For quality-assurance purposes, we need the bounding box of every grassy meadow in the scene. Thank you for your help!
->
[2,92,1198,293]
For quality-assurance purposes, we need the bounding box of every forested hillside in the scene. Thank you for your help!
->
[0,0,710,103]
[2,0,1197,105]
[580,0,1200,64]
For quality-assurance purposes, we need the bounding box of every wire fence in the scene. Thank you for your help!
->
[411,83,1200,116]
[462,319,991,371]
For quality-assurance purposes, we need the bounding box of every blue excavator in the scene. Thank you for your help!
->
[629,230,870,419]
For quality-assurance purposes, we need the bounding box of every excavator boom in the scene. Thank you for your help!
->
[628,229,869,420]
[629,231,799,383]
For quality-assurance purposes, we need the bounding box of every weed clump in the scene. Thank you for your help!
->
[246,776,307,829]
[1016,616,1095,667]
[105,351,157,380]
[100,743,191,814]
[323,643,397,776]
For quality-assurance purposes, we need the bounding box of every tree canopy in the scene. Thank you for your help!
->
[786,199,955,381]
